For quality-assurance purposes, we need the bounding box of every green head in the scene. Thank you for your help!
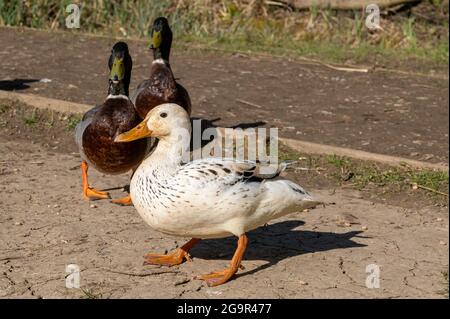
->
[149,17,172,61]
[108,41,132,96]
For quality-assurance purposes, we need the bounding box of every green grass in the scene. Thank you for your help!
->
[327,154,351,169]
[80,288,102,299]
[325,154,449,191]
[23,114,39,126]
[66,115,81,131]
[277,149,450,199]
[411,170,449,191]
[0,0,448,66]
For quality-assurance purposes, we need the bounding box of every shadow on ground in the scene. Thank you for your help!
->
[0,79,39,91]
[189,220,366,278]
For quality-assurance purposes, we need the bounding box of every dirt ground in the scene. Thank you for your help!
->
[0,106,448,299]
[0,27,448,165]
[0,27,448,299]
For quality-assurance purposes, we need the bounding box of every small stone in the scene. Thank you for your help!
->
[90,204,97,209]
[411,183,418,190]
[437,218,443,222]
[303,209,309,212]
[362,226,368,230]
[299,280,308,286]
[439,241,446,245]
[53,204,59,208]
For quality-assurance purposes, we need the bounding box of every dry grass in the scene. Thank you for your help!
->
[0,1,448,65]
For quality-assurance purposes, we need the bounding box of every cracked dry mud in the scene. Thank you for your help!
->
[0,137,448,298]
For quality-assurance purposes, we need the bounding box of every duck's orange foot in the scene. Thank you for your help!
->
[143,249,192,267]
[195,268,237,287]
[83,187,110,201]
[195,234,248,286]
[111,195,133,206]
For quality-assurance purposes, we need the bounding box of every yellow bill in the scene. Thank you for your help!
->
[115,121,153,142]
[151,30,161,49]
[110,57,124,82]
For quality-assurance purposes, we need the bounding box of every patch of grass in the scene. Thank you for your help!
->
[331,156,448,192]
[23,113,39,126]
[324,154,448,191]
[402,17,418,49]
[327,154,351,169]
[279,150,301,161]
[66,115,81,131]
[280,147,448,202]
[0,0,448,66]
[80,288,102,299]
[411,170,449,190]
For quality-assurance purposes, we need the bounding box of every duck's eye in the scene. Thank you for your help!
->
[160,112,168,118]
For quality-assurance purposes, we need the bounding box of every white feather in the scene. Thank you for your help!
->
[129,104,322,239]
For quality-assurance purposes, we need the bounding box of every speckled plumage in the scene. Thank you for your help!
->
[127,104,321,239]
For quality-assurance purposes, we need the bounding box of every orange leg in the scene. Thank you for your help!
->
[144,238,200,267]
[111,194,133,206]
[196,234,248,287]
[81,161,110,200]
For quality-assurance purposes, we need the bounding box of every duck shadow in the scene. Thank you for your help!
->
[190,220,367,277]
[0,79,40,91]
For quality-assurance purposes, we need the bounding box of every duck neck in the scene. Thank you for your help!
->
[108,80,129,97]
[143,133,190,172]
[153,45,170,63]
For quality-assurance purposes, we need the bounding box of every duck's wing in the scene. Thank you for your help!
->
[130,80,150,106]
[74,104,102,161]
[175,82,192,114]
[177,158,292,186]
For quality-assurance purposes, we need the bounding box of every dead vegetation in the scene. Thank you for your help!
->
[0,0,448,66]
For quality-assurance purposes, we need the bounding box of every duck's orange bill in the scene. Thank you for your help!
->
[115,121,153,142]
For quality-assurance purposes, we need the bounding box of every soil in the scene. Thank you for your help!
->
[0,27,448,166]
[0,27,448,299]
[0,101,448,299]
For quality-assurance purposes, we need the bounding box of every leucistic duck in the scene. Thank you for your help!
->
[75,42,148,205]
[115,103,322,286]
[131,17,191,119]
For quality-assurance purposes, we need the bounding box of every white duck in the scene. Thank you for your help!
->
[115,103,322,286]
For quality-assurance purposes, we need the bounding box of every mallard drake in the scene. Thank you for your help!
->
[115,103,322,286]
[131,17,191,119]
[75,42,148,205]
